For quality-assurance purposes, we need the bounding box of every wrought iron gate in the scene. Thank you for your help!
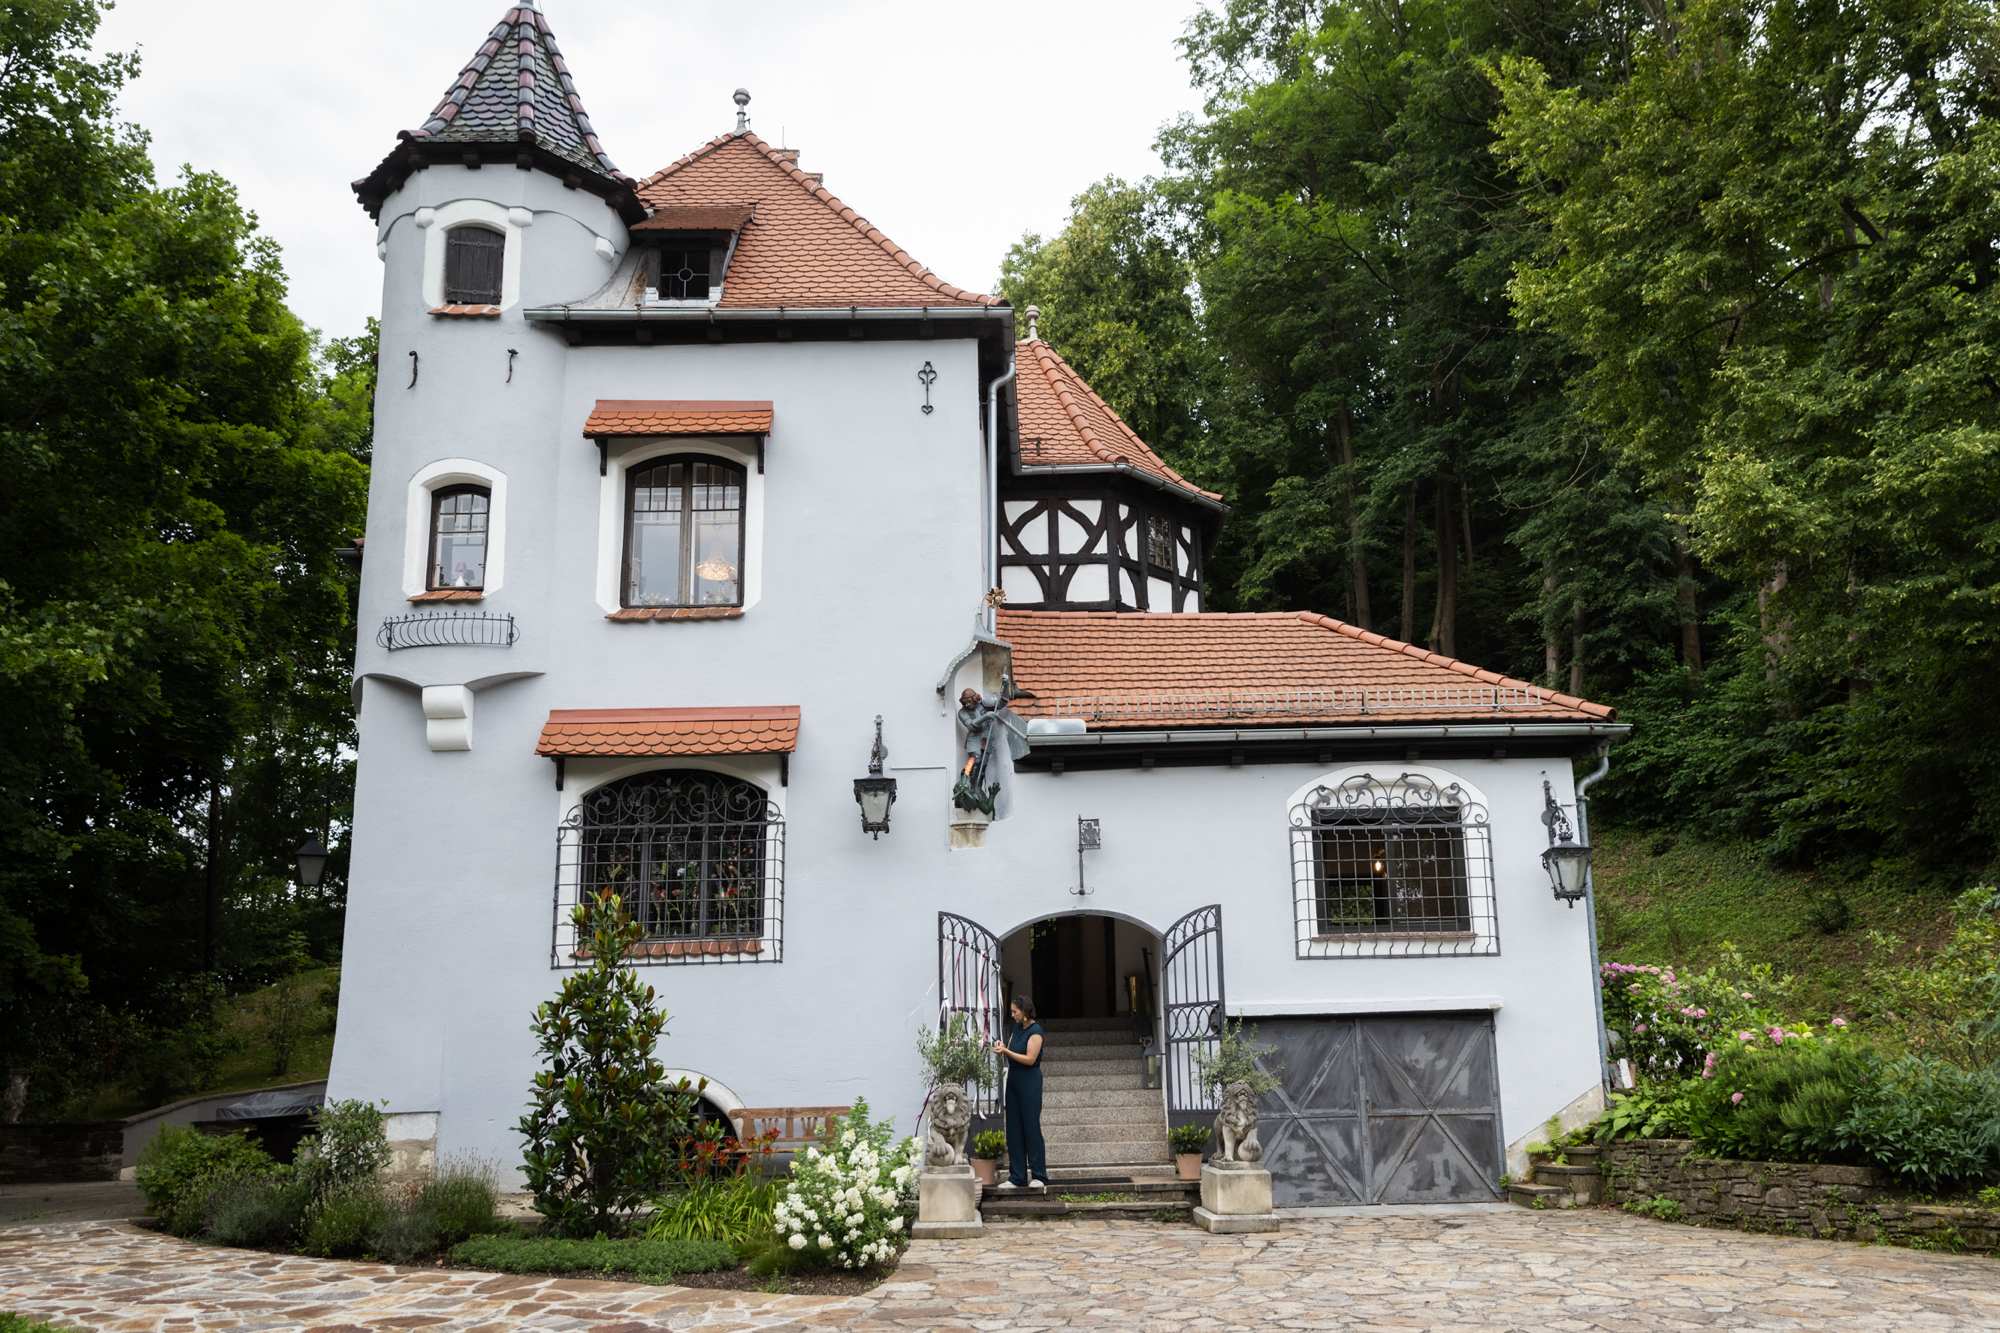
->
[1161,904,1226,1115]
[937,912,1004,1116]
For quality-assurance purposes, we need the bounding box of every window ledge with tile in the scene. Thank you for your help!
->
[430,304,502,318]
[608,606,744,622]
[410,589,484,603]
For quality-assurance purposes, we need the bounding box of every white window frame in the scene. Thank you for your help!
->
[404,458,508,598]
[594,437,764,614]
[418,200,527,310]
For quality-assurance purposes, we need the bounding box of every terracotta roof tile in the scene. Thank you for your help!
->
[1015,340,1221,504]
[584,400,773,436]
[999,610,1614,729]
[634,133,999,309]
[631,204,758,232]
[535,706,800,757]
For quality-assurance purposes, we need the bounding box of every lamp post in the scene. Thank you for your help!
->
[1541,779,1593,906]
[853,715,897,838]
[294,838,330,889]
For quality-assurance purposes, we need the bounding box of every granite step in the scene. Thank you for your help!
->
[1042,1087,1164,1110]
[1036,1058,1146,1080]
[1039,1017,1137,1032]
[1043,1121,1167,1147]
[1035,1072,1149,1093]
[1041,1036,1142,1057]
[1039,1103,1164,1129]
[1048,1140,1175,1166]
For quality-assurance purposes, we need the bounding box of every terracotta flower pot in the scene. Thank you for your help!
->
[971,1156,998,1186]
[1176,1152,1204,1181]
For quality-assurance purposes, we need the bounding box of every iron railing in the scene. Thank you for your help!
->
[377,611,518,650]
[552,771,783,967]
[1161,904,1226,1116]
[1043,685,1551,723]
[1289,773,1498,959]
[938,913,1005,1118]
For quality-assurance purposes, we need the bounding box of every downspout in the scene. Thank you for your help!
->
[984,354,1017,636]
[1574,741,1615,1096]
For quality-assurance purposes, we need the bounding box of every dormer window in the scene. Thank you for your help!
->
[624,457,744,608]
[429,485,490,590]
[658,248,711,302]
[443,226,504,305]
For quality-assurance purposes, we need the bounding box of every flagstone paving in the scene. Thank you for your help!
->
[3,1208,1998,1331]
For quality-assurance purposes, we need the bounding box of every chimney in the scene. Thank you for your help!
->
[772,148,800,164]
[803,171,824,185]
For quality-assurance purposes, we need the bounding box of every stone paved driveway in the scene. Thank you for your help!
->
[4,1208,1999,1331]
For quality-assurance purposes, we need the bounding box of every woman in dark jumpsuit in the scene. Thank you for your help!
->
[994,997,1047,1188]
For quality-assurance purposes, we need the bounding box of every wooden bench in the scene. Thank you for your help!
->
[728,1106,850,1152]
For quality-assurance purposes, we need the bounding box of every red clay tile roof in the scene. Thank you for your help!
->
[535,706,800,757]
[631,204,757,232]
[999,610,1614,729]
[584,400,773,436]
[409,2,629,184]
[635,133,999,309]
[1015,340,1222,504]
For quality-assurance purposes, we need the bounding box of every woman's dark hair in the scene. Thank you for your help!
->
[1011,995,1037,1022]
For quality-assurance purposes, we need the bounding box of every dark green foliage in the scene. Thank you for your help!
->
[415,1159,504,1248]
[518,891,696,1237]
[0,1314,74,1333]
[1838,1056,2000,1194]
[302,1182,393,1258]
[1169,1123,1211,1155]
[971,1130,1007,1160]
[133,1124,279,1235]
[446,1234,737,1281]
[293,1098,390,1205]
[201,1175,311,1249]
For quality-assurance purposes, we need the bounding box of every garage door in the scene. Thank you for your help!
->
[1255,1013,1504,1206]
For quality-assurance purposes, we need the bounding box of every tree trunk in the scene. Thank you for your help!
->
[1460,476,1475,571]
[1569,598,1586,696]
[1670,520,1703,679]
[1400,484,1418,642]
[1337,410,1371,630]
[1543,561,1562,687]
[1759,560,1791,684]
[1431,480,1457,658]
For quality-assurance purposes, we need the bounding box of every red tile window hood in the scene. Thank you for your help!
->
[584,400,773,437]
[535,706,799,757]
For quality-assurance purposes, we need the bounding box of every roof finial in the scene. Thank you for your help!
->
[733,88,751,133]
[1026,305,1041,342]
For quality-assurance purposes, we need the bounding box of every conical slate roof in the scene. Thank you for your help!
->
[353,1,641,222]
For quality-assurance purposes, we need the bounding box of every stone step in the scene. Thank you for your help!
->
[1039,1017,1138,1033]
[1506,1182,1572,1210]
[1045,1164,1183,1184]
[1035,1072,1149,1093]
[1039,1103,1164,1130]
[1040,1034,1141,1056]
[1042,1087,1164,1110]
[1038,1058,1146,1080]
[1043,1123,1167,1149]
[1047,1140,1175,1166]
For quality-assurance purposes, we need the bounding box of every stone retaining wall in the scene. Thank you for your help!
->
[0,1122,124,1182]
[1601,1138,2000,1252]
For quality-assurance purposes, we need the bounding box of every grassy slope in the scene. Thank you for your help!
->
[84,969,338,1121]
[1590,826,1968,1025]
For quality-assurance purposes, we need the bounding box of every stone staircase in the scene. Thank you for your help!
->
[1036,1016,1171,1172]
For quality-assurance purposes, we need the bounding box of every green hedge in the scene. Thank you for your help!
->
[1,1314,73,1333]
[446,1234,736,1281]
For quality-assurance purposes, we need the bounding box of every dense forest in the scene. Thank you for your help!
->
[1001,0,2000,878]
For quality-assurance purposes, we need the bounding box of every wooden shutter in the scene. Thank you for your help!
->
[445,227,505,304]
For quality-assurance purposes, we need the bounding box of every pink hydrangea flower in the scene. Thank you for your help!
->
[1731,1092,1744,1104]
[1634,1024,1648,1033]
[1832,1017,1847,1028]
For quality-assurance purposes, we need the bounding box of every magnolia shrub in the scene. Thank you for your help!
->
[771,1098,918,1269]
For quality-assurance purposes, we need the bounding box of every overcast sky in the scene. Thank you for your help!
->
[93,0,1213,342]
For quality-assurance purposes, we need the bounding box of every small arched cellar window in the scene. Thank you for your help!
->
[557,769,785,965]
[624,456,744,608]
[443,225,504,305]
[428,485,490,590]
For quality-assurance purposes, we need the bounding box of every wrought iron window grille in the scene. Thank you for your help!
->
[376,611,518,650]
[1289,773,1499,959]
[553,770,784,968]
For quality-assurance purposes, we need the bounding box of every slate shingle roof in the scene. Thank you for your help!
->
[534,706,800,756]
[583,401,774,436]
[410,0,628,184]
[634,133,999,309]
[999,610,1614,729]
[1015,339,1222,504]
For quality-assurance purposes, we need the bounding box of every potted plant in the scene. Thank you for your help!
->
[970,1130,1007,1186]
[1170,1123,1210,1181]
[916,1012,998,1165]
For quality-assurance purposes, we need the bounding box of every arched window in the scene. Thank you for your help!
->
[569,770,782,955]
[428,485,490,590]
[623,457,744,608]
[444,225,504,304]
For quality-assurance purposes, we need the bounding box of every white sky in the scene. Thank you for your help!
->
[94,0,1213,342]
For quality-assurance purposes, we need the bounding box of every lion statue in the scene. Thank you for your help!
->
[926,1085,973,1168]
[1212,1080,1262,1163]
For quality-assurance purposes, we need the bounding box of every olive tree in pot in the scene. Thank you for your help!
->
[915,1012,997,1166]
[1186,1016,1284,1178]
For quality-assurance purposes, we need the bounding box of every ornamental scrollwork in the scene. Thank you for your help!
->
[564,770,781,832]
[1289,772,1488,830]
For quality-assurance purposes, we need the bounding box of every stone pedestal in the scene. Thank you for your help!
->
[912,1164,985,1239]
[1194,1160,1279,1234]
[949,808,991,850]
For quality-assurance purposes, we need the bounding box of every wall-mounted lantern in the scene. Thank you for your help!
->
[1070,817,1100,897]
[294,837,330,889]
[853,715,897,839]
[1141,1040,1162,1090]
[1541,778,1593,907]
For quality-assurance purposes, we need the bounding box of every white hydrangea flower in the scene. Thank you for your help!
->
[818,1234,833,1249]
[887,1215,904,1231]
[788,1233,807,1250]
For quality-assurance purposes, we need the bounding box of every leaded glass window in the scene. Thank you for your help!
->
[657,248,711,301]
[623,457,743,607]
[428,485,489,590]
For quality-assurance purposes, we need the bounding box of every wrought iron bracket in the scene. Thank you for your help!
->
[918,360,937,414]
[1070,816,1100,896]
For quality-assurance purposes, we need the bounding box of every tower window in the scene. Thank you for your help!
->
[428,485,490,590]
[443,226,504,304]
[624,457,744,607]
[657,248,711,301]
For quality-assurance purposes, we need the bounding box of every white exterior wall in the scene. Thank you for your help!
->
[331,162,1603,1186]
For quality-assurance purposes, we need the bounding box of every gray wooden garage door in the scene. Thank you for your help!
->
[1254,1013,1504,1206]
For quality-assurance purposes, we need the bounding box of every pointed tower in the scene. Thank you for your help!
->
[353,0,643,224]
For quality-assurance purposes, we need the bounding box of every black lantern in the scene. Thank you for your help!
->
[1541,779,1593,907]
[1141,1040,1162,1090]
[294,837,330,889]
[853,715,897,838]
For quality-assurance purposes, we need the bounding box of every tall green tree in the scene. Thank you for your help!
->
[0,0,368,1110]
[1494,0,2000,861]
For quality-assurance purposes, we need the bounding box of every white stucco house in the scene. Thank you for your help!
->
[329,0,1630,1206]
